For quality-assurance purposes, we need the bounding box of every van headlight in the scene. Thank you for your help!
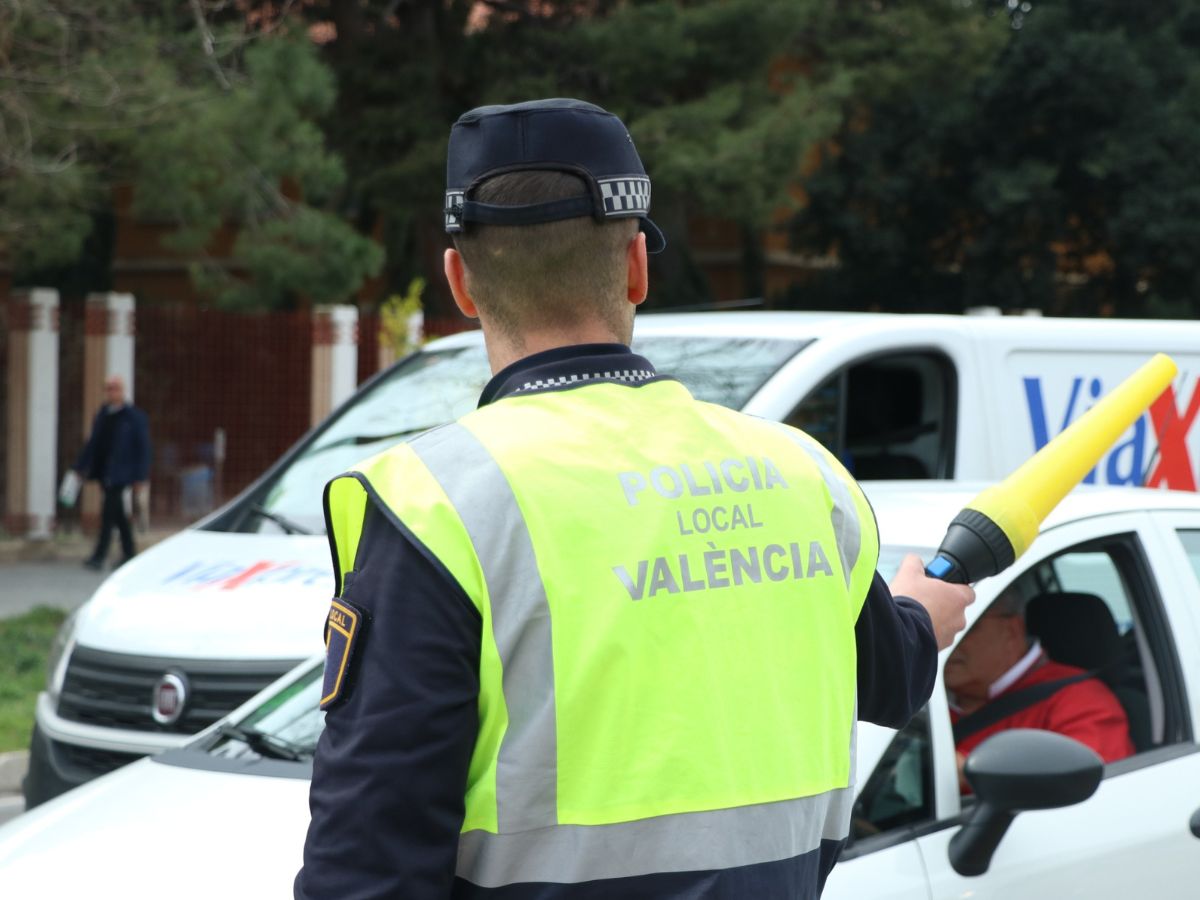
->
[45,610,79,701]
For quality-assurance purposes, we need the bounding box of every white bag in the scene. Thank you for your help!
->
[135,485,150,533]
[58,470,82,508]
[123,485,151,532]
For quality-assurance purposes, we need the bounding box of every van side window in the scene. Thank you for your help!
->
[1178,530,1200,587]
[784,352,956,479]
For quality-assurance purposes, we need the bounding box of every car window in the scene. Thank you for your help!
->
[1045,550,1135,633]
[951,533,1188,768]
[784,351,956,480]
[1178,530,1200,587]
[848,710,934,849]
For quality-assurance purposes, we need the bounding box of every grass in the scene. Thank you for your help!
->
[0,607,67,752]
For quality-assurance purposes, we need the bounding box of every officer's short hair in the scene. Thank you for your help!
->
[452,171,637,340]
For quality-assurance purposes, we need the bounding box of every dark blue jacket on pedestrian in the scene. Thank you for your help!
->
[75,404,152,488]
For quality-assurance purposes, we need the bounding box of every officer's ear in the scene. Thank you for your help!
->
[627,231,648,306]
[444,248,479,319]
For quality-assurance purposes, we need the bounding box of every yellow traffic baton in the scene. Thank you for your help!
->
[926,353,1178,584]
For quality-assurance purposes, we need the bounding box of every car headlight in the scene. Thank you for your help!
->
[45,610,79,701]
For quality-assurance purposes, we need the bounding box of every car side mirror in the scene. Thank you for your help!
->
[949,729,1104,877]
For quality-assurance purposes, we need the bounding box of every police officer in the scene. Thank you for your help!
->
[296,98,973,899]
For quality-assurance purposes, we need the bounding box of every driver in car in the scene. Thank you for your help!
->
[945,588,1134,790]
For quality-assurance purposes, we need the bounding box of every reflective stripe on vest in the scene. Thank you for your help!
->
[412,423,558,832]
[457,783,856,887]
[327,379,879,886]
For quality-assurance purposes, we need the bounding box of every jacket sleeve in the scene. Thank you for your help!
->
[132,408,152,482]
[855,572,939,729]
[73,409,101,475]
[296,503,482,900]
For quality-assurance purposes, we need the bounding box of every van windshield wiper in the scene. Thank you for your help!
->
[305,426,441,456]
[249,504,315,536]
[215,723,307,761]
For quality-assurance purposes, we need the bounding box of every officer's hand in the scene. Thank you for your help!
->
[889,554,974,651]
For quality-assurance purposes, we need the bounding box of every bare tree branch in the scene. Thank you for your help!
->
[189,0,232,89]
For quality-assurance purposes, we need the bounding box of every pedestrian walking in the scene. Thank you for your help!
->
[296,98,974,899]
[74,374,151,570]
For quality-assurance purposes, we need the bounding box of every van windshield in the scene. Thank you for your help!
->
[234,335,806,534]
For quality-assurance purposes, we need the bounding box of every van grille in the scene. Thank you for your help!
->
[57,646,304,734]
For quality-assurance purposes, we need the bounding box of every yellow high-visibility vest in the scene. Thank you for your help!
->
[325,377,879,887]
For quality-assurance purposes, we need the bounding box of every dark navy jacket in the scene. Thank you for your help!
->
[297,344,938,900]
[75,404,151,488]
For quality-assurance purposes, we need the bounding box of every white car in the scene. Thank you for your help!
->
[6,483,1200,898]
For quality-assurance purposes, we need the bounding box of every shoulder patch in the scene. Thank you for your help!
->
[320,598,368,710]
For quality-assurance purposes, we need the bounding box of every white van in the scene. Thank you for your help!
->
[25,311,1200,805]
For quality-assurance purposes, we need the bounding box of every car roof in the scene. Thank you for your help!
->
[865,480,1200,552]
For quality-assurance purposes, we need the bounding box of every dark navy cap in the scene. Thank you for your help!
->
[445,98,666,253]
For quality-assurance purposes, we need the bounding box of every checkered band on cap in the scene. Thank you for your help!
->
[445,191,465,232]
[599,177,651,216]
[444,98,665,251]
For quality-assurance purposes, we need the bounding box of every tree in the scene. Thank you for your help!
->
[792,0,1200,318]
[0,1,381,307]
[785,0,1012,312]
[244,0,855,312]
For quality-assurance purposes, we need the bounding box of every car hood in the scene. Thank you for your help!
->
[0,725,896,896]
[0,756,310,897]
[73,529,333,658]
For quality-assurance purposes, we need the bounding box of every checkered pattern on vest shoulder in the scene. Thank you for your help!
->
[515,369,657,393]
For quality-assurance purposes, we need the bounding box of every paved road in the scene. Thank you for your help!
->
[0,795,22,827]
[0,562,108,619]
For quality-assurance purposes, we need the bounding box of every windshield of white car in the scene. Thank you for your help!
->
[212,722,307,761]
[209,663,325,759]
[231,335,808,534]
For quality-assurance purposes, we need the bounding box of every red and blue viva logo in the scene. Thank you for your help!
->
[1024,375,1200,490]
[164,559,332,591]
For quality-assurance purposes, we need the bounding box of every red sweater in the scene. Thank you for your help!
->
[952,656,1135,763]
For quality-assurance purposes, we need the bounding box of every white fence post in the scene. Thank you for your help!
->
[4,288,60,539]
[311,304,359,427]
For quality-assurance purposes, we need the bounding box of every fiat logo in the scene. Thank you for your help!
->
[151,671,189,726]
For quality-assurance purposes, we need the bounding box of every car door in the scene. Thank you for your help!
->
[824,714,936,900]
[916,510,1200,899]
